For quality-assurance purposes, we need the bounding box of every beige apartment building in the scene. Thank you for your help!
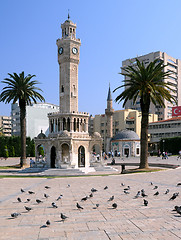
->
[0,116,11,136]
[122,51,181,121]
[93,109,158,151]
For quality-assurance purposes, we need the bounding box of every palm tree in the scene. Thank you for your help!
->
[114,59,177,169]
[0,72,45,167]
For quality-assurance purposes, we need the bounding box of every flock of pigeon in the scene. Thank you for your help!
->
[10,181,181,228]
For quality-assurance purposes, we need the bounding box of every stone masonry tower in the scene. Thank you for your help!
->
[105,84,114,153]
[56,16,81,113]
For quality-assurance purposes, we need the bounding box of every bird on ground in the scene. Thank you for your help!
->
[52,202,58,208]
[67,184,70,188]
[45,186,51,189]
[176,207,181,215]
[169,192,179,201]
[141,190,148,197]
[26,199,30,202]
[134,191,141,198]
[112,203,117,209]
[177,183,181,186]
[124,190,130,194]
[56,194,63,201]
[76,202,83,210]
[124,186,130,191]
[172,206,181,212]
[153,186,158,190]
[143,199,148,206]
[81,196,88,201]
[165,189,169,194]
[89,193,93,198]
[121,183,125,186]
[108,196,114,201]
[44,193,50,198]
[24,206,32,211]
[36,199,43,204]
[104,186,108,190]
[60,213,68,221]
[28,191,35,194]
[17,197,21,202]
[46,220,50,226]
[154,191,159,196]
[91,188,98,192]
[21,188,25,193]
[95,204,99,208]
[11,212,21,218]
[150,182,153,185]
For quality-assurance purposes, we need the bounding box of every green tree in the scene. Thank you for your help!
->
[114,59,176,169]
[3,145,9,159]
[38,145,45,157]
[0,72,45,167]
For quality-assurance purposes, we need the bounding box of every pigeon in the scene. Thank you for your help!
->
[108,196,114,201]
[165,189,169,194]
[44,193,50,198]
[150,182,153,185]
[104,186,108,190]
[56,194,63,201]
[21,188,25,193]
[28,191,35,194]
[17,197,21,202]
[89,193,93,198]
[36,199,43,204]
[60,213,68,221]
[134,191,141,198]
[24,206,32,211]
[45,186,51,189]
[112,203,117,209]
[52,202,58,208]
[76,202,83,210]
[121,183,125,186]
[124,190,130,194]
[91,188,98,192]
[11,212,21,218]
[81,196,88,201]
[169,192,179,201]
[154,191,159,196]
[141,190,148,197]
[95,204,99,208]
[153,186,158,190]
[46,220,50,226]
[124,186,130,191]
[26,199,31,202]
[177,183,181,186]
[67,184,70,188]
[172,206,181,212]
[143,199,148,206]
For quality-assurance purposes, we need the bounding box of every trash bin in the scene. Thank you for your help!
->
[121,164,125,174]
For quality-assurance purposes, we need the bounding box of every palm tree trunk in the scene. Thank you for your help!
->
[19,100,27,167]
[139,98,150,169]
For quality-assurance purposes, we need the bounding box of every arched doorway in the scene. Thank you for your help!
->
[50,146,56,168]
[78,146,85,167]
[62,143,69,163]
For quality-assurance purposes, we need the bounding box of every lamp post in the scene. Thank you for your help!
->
[163,140,165,152]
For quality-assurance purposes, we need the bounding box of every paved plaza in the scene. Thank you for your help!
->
[1,156,181,239]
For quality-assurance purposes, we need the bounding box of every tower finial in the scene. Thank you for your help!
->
[68,9,70,19]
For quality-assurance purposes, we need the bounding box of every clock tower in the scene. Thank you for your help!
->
[56,17,81,113]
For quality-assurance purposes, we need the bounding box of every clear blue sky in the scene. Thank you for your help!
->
[1,0,181,117]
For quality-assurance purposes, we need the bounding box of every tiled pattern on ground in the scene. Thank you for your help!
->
[1,168,181,239]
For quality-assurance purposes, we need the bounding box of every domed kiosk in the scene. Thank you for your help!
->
[111,129,140,157]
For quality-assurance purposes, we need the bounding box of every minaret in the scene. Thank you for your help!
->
[56,15,81,113]
[105,84,114,153]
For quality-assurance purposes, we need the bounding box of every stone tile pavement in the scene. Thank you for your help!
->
[1,165,181,239]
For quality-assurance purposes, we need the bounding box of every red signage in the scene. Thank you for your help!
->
[172,106,181,117]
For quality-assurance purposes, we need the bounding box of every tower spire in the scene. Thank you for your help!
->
[68,9,70,19]
[107,83,112,101]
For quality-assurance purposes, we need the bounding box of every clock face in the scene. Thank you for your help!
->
[58,47,63,55]
[72,47,78,55]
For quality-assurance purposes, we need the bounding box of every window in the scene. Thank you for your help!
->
[61,85,64,92]
[136,148,139,155]
[101,123,104,127]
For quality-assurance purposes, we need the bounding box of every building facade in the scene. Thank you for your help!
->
[11,102,59,139]
[0,116,11,136]
[35,16,102,169]
[94,107,158,152]
[148,117,181,151]
[122,51,181,121]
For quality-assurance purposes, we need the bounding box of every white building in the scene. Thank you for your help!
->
[0,116,11,136]
[11,102,59,139]
[122,51,181,121]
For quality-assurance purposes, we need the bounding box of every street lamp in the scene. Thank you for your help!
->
[163,140,165,152]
